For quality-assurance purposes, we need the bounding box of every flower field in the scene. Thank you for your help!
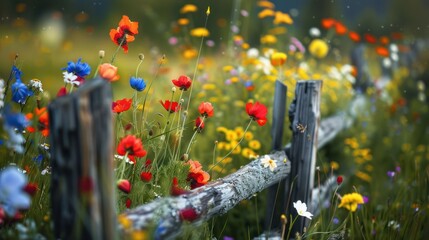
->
[0,1,428,239]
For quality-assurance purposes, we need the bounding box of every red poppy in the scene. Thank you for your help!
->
[112,98,132,113]
[364,33,377,44]
[321,18,337,29]
[160,100,180,113]
[348,31,361,42]
[171,177,190,196]
[187,171,210,189]
[109,15,139,53]
[334,22,347,35]
[246,102,268,126]
[56,87,67,97]
[117,179,131,194]
[172,75,192,91]
[375,46,389,57]
[194,117,204,132]
[198,102,214,117]
[126,198,132,208]
[179,208,199,222]
[23,182,38,196]
[117,135,147,157]
[140,172,152,182]
[336,176,343,185]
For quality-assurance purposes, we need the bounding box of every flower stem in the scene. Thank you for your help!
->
[110,36,127,64]
[120,152,129,179]
[286,215,299,240]
[185,116,205,155]
[209,119,252,171]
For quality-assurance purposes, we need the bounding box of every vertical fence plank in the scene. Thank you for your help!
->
[48,78,117,240]
[264,81,287,233]
[287,80,322,236]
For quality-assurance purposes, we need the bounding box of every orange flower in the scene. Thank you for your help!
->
[27,107,49,137]
[379,36,390,45]
[258,9,275,19]
[198,102,214,118]
[321,18,337,29]
[257,1,275,9]
[349,31,361,42]
[112,98,132,113]
[270,52,287,66]
[177,18,189,26]
[186,160,210,189]
[180,4,197,14]
[273,11,293,25]
[99,63,119,82]
[364,33,377,44]
[190,28,210,37]
[375,46,389,57]
[334,22,347,35]
[109,15,139,53]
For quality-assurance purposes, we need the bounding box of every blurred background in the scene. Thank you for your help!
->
[1,0,428,82]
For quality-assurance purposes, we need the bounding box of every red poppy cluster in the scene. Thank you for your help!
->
[117,135,147,158]
[109,15,139,53]
[26,107,49,137]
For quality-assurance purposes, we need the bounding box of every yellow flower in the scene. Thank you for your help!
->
[235,127,245,138]
[273,11,293,25]
[180,4,197,14]
[330,161,339,170]
[216,141,228,150]
[260,34,277,44]
[209,164,224,173]
[355,171,371,182]
[202,83,216,90]
[226,130,238,141]
[242,43,250,49]
[223,65,234,72]
[242,148,256,158]
[344,138,359,149]
[177,18,190,26]
[338,192,364,212]
[308,39,329,59]
[249,140,261,150]
[258,9,275,19]
[234,100,246,107]
[182,48,198,59]
[131,230,148,240]
[216,126,228,133]
[232,144,241,154]
[118,214,132,230]
[190,28,210,37]
[268,26,287,35]
[257,1,275,9]
[244,131,254,141]
[271,52,287,66]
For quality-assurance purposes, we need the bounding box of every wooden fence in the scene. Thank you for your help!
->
[48,78,359,239]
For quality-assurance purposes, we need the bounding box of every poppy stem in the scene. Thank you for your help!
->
[120,152,129,179]
[185,116,205,156]
[110,36,127,64]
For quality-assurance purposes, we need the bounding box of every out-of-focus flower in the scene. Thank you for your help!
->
[273,11,293,25]
[198,102,214,118]
[177,18,189,26]
[171,177,190,196]
[172,75,192,91]
[258,9,275,19]
[246,102,268,126]
[321,18,337,29]
[257,0,275,9]
[160,100,180,113]
[308,39,329,59]
[179,207,199,222]
[375,46,389,57]
[187,160,210,189]
[349,31,361,42]
[0,166,31,216]
[63,71,80,86]
[260,155,277,171]
[260,34,277,44]
[364,33,377,44]
[117,135,147,158]
[4,106,29,131]
[56,87,67,97]
[336,176,343,185]
[26,107,49,137]
[190,28,210,37]
[309,27,321,37]
[112,98,132,113]
[338,192,364,212]
[334,21,347,35]
[28,79,44,94]
[109,15,139,53]
[182,48,198,59]
[270,52,287,66]
[140,172,152,182]
[293,200,313,219]
[62,58,91,80]
[129,77,146,91]
[180,4,197,14]
[194,117,204,132]
[98,63,120,82]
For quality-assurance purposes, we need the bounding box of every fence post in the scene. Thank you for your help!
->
[264,81,287,233]
[48,78,117,240]
[286,80,322,237]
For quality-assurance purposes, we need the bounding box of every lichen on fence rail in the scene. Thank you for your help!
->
[122,151,290,239]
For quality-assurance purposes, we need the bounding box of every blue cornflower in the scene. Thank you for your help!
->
[3,105,29,131]
[33,154,43,165]
[62,58,91,78]
[129,77,146,91]
[12,65,23,80]
[0,166,31,216]
[11,79,33,104]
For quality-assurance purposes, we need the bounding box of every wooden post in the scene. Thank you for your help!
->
[351,43,371,92]
[48,78,117,240]
[264,81,287,233]
[287,80,322,236]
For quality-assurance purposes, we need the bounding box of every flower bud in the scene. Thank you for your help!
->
[138,53,144,61]
[99,50,105,59]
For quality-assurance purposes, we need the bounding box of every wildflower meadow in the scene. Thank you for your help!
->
[0,1,428,239]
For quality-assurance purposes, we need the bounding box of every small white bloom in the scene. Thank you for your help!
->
[309,27,321,37]
[247,48,259,58]
[63,71,80,86]
[293,200,313,220]
[29,79,44,93]
[260,155,277,172]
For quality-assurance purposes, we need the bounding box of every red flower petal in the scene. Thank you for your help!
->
[117,179,131,194]
[179,208,199,222]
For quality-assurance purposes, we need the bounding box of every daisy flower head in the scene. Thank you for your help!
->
[260,155,277,172]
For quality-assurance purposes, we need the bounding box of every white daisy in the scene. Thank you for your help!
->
[260,155,277,172]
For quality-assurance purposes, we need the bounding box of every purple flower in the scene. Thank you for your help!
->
[363,196,369,204]
[387,171,396,179]
[168,37,178,45]
[332,217,339,224]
